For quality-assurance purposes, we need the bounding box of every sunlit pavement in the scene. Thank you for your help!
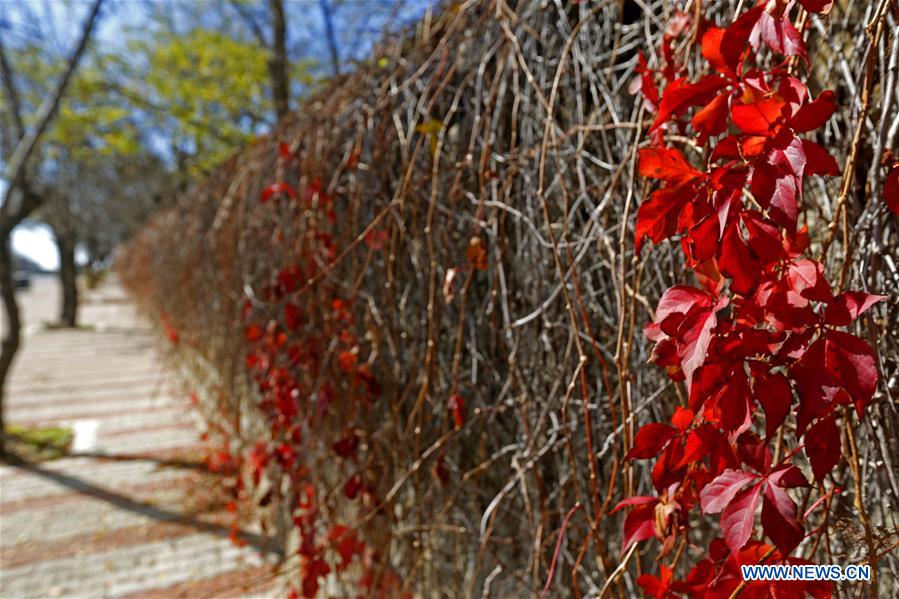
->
[0,276,281,598]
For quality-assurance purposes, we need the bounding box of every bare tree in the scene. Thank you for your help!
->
[229,0,291,121]
[318,0,340,77]
[38,182,79,328]
[269,0,290,120]
[0,0,103,450]
[52,201,79,328]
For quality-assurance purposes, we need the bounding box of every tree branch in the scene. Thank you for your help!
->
[0,39,26,140]
[1,0,104,227]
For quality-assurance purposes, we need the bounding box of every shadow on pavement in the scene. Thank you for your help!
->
[0,454,283,558]
[64,450,210,471]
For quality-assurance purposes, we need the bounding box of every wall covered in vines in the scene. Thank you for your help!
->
[119,0,899,596]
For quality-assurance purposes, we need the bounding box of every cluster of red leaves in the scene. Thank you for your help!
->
[201,426,250,535]
[241,171,404,598]
[622,2,883,597]
[636,540,831,599]
[159,312,180,345]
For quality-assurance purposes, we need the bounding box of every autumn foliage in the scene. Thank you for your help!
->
[118,0,897,597]
[622,1,894,596]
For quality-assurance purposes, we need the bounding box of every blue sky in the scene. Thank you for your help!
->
[3,0,434,271]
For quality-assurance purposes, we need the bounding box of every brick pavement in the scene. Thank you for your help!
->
[0,276,283,598]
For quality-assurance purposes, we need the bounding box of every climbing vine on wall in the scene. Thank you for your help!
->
[619,1,885,596]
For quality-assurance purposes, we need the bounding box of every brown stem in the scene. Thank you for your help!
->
[843,406,879,597]
[727,546,778,599]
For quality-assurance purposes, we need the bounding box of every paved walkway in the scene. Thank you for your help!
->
[1,276,280,598]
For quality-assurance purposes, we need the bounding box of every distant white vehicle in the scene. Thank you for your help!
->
[12,225,53,291]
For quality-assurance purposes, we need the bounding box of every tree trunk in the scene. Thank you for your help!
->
[268,0,290,121]
[56,231,78,327]
[0,0,103,449]
[318,0,340,78]
[0,238,21,454]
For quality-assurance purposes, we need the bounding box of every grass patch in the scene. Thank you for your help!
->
[6,425,74,461]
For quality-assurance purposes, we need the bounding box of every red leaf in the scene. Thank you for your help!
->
[721,483,763,554]
[670,406,693,430]
[284,303,303,330]
[610,495,658,513]
[448,394,466,430]
[737,432,772,473]
[790,338,832,432]
[788,91,837,133]
[328,525,365,570]
[720,219,763,295]
[750,366,792,439]
[825,331,879,416]
[635,51,660,110]
[701,468,759,514]
[623,503,657,551]
[717,370,754,435]
[691,93,730,141]
[228,521,247,547]
[676,425,718,468]
[260,182,297,203]
[750,10,806,59]
[768,464,811,489]
[652,443,686,490]
[638,147,703,183]
[635,184,695,252]
[626,422,678,460]
[743,211,785,263]
[650,75,728,132]
[804,413,840,481]
[786,259,833,304]
[786,223,811,256]
[686,213,721,263]
[802,140,840,177]
[689,362,726,412]
[761,482,804,555]
[344,473,363,499]
[332,430,360,458]
[337,350,358,372]
[637,565,675,599]
[792,331,878,431]
[161,315,180,344]
[302,558,330,598]
[798,0,833,13]
[673,308,722,381]
[824,291,885,326]
[719,7,764,73]
[701,27,729,74]
[769,134,808,180]
[732,98,785,135]
[884,165,899,216]
[711,135,742,162]
[646,286,724,389]
[741,135,768,158]
[245,323,263,343]
[364,228,388,250]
